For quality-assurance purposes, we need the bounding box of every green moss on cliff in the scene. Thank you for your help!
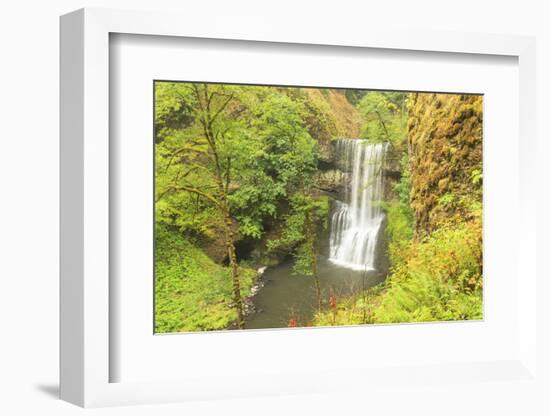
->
[408,93,483,235]
[286,88,362,161]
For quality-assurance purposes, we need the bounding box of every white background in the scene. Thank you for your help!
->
[1,1,549,415]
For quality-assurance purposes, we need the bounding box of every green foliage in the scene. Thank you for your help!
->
[154,81,197,143]
[321,92,483,327]
[313,217,482,326]
[372,218,482,323]
[394,154,412,205]
[344,89,368,106]
[357,92,409,149]
[312,285,385,326]
[267,193,329,276]
[155,225,256,332]
[228,91,319,237]
[286,87,358,141]
[385,201,413,267]
[155,82,320,241]
[384,153,414,266]
[155,83,484,332]
[154,81,349,331]
[470,168,483,185]
[438,193,455,207]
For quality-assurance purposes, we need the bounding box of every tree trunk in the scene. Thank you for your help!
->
[193,84,244,328]
[313,262,321,312]
[223,210,244,329]
[307,213,322,312]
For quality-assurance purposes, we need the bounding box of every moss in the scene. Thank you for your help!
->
[285,88,362,162]
[407,93,483,236]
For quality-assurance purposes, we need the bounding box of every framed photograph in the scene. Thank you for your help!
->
[60,8,538,408]
[151,81,483,333]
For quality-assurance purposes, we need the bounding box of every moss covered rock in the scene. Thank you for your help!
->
[298,89,362,162]
[407,93,483,236]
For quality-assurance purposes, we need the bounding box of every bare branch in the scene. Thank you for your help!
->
[177,184,222,208]
[210,93,235,125]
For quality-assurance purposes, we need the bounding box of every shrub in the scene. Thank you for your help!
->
[155,225,256,332]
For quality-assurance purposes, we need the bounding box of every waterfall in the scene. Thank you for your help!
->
[329,139,388,271]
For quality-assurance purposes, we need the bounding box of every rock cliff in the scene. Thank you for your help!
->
[407,93,483,235]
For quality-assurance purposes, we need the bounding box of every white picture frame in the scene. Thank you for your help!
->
[60,7,538,408]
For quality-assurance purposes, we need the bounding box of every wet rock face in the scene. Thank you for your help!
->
[315,169,349,194]
[374,214,390,275]
[382,146,402,202]
[317,139,335,164]
[408,93,483,236]
[198,219,240,264]
[384,147,402,179]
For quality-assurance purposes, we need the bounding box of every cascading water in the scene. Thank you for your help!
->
[329,139,388,271]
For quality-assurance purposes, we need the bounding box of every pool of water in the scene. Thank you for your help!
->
[245,254,386,329]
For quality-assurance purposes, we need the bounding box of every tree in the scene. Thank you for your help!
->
[357,92,408,149]
[156,83,248,327]
[267,193,329,312]
[227,90,318,238]
[155,83,321,329]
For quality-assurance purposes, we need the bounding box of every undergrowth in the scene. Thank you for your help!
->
[313,212,482,326]
[155,225,256,332]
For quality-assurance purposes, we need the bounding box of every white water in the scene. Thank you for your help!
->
[329,139,388,271]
